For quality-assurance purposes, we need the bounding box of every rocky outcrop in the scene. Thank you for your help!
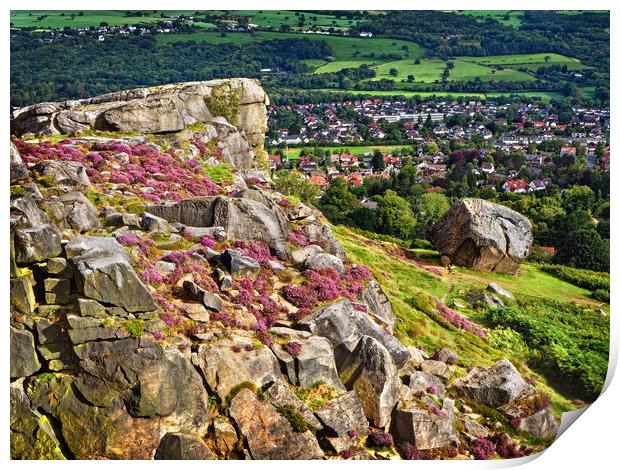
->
[10,327,41,378]
[148,195,291,259]
[11,79,269,169]
[449,359,535,407]
[430,198,533,274]
[315,391,370,452]
[360,280,396,330]
[65,236,158,313]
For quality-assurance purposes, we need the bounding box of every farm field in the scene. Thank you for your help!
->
[454,10,525,27]
[251,10,365,29]
[277,145,412,160]
[157,30,424,63]
[460,53,591,72]
[10,10,188,29]
[366,59,446,83]
[448,58,534,82]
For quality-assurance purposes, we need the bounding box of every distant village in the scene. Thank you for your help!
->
[267,98,610,194]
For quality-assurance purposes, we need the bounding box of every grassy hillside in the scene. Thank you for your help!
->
[156,31,424,63]
[10,10,180,29]
[332,224,609,414]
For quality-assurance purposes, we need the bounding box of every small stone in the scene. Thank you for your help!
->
[46,257,67,274]
[154,433,216,460]
[487,282,514,299]
[45,292,71,305]
[44,278,71,294]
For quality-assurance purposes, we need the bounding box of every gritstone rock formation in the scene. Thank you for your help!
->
[429,198,533,274]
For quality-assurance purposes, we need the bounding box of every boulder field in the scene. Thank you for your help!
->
[10,80,557,460]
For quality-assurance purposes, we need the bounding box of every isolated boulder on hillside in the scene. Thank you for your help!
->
[429,198,533,274]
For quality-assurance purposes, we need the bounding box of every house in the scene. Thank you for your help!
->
[502,178,529,193]
[309,175,329,188]
[480,162,495,174]
[529,178,552,192]
[560,146,576,158]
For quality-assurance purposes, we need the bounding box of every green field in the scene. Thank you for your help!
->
[278,145,412,160]
[157,30,424,63]
[10,10,192,29]
[251,10,365,30]
[455,10,525,27]
[316,52,587,90]
[317,89,488,99]
[461,53,591,72]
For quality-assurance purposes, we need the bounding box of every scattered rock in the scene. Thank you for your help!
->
[213,419,239,456]
[140,212,178,234]
[487,282,514,299]
[220,249,260,279]
[450,359,535,407]
[291,245,324,265]
[431,347,459,365]
[10,142,29,183]
[301,223,347,260]
[13,224,62,264]
[303,252,345,275]
[229,388,324,460]
[33,160,91,187]
[519,408,559,439]
[420,360,451,381]
[407,372,446,398]
[183,280,223,312]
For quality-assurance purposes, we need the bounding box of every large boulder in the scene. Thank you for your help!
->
[299,300,410,368]
[519,408,559,439]
[229,388,324,460]
[449,359,535,407]
[65,236,157,313]
[430,198,533,274]
[338,336,401,429]
[196,336,280,400]
[264,379,323,431]
[148,195,291,259]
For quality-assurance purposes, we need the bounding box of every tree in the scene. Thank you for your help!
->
[375,190,417,239]
[544,55,551,63]
[371,150,385,171]
[389,68,398,77]
[563,185,595,212]
[554,230,609,272]
[273,170,320,203]
[424,141,439,155]
[414,192,450,225]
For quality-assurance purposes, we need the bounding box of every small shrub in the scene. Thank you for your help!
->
[366,431,394,449]
[124,320,144,338]
[471,438,496,460]
[276,404,311,433]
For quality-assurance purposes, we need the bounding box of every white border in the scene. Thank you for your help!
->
[3,0,616,467]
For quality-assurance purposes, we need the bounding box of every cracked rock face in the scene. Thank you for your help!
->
[430,198,533,274]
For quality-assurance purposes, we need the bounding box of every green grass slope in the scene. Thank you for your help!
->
[332,224,610,414]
